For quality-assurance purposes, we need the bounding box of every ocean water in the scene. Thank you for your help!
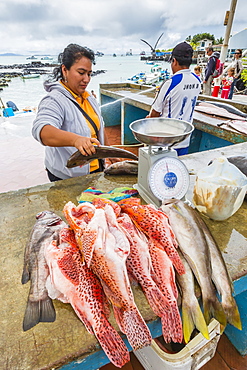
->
[0,54,171,110]
[0,54,172,142]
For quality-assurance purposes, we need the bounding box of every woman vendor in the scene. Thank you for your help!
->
[32,43,110,181]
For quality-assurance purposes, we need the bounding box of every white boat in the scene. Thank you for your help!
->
[41,56,53,60]
[144,64,163,84]
[128,64,170,85]
[26,55,37,60]
[20,73,40,79]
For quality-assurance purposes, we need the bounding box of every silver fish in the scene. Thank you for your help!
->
[66,146,138,168]
[161,200,227,328]
[198,100,247,118]
[176,250,209,343]
[227,155,247,177]
[104,160,138,175]
[21,211,67,331]
[193,212,242,331]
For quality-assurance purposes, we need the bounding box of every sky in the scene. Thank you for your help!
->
[0,0,246,55]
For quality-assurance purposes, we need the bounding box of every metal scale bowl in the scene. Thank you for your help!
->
[129,117,194,206]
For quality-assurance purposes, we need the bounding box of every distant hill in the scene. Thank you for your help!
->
[0,53,23,56]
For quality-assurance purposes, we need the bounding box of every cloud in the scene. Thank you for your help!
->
[0,0,246,55]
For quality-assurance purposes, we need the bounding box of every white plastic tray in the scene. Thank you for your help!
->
[134,319,221,370]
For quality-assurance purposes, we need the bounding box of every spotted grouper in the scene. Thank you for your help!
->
[44,227,130,368]
[80,203,152,351]
[118,212,183,343]
[148,238,183,343]
[118,198,185,275]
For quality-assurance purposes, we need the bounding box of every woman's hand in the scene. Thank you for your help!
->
[40,125,100,155]
[73,136,100,156]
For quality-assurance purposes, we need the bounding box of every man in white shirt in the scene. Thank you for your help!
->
[147,42,201,155]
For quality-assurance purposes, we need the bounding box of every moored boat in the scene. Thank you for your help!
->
[41,56,53,60]
[20,73,40,79]
[26,55,37,60]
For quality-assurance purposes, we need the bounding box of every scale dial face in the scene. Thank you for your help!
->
[148,156,190,200]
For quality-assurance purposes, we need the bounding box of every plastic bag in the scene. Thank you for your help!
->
[193,157,247,221]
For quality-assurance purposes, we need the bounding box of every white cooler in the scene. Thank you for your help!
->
[134,319,220,370]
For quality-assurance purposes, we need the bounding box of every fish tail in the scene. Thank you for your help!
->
[122,307,152,350]
[113,306,126,333]
[23,296,56,331]
[21,267,30,284]
[222,296,242,330]
[161,303,183,343]
[94,317,130,368]
[142,283,170,317]
[203,297,227,329]
[182,298,209,343]
[168,251,185,275]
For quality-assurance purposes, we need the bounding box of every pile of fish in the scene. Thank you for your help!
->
[22,198,242,368]
[195,101,247,135]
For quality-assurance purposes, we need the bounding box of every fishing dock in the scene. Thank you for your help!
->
[99,82,247,150]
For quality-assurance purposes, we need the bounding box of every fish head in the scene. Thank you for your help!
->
[66,150,93,168]
[63,201,95,229]
[35,210,64,226]
[36,210,56,220]
[118,197,141,210]
[59,227,77,248]
[92,198,121,217]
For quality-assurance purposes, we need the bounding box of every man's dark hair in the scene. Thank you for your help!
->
[174,56,192,68]
[171,41,193,67]
[206,46,214,52]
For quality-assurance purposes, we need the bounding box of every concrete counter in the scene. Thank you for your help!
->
[0,174,157,370]
[99,82,247,150]
[1,143,247,368]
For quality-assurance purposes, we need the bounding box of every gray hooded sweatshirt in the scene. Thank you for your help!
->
[32,81,105,179]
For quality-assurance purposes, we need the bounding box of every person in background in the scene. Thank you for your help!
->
[203,46,220,96]
[194,65,202,79]
[226,49,243,100]
[32,43,114,182]
[147,41,201,156]
[91,90,97,98]
[221,68,235,99]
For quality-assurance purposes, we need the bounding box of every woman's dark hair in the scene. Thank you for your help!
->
[49,43,95,81]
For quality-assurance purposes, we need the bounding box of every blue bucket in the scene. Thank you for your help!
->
[3,107,14,117]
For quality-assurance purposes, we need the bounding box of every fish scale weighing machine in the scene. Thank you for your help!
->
[129,117,194,206]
